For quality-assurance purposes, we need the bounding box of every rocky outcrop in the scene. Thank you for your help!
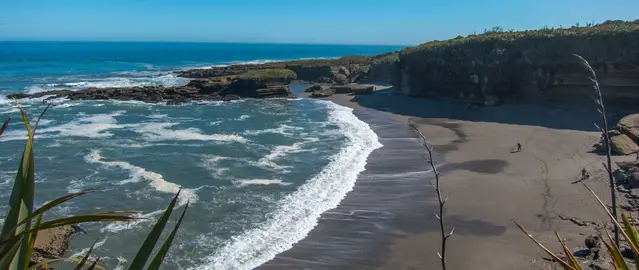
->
[330,84,375,94]
[611,134,639,155]
[304,85,324,93]
[618,114,639,141]
[176,55,399,85]
[311,89,335,98]
[395,20,639,105]
[9,69,296,104]
[30,226,75,265]
[595,113,639,155]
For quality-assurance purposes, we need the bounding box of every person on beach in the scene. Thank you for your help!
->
[581,168,590,180]
[516,143,521,152]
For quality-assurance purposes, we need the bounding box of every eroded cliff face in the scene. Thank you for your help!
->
[395,21,639,105]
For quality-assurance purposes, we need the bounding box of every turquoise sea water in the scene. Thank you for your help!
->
[0,42,396,269]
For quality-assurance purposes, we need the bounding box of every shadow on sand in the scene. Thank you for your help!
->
[347,88,615,132]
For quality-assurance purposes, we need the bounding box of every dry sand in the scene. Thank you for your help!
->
[295,87,629,269]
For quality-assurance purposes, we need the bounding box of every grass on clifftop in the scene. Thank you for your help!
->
[232,53,400,70]
[237,68,297,80]
[400,20,639,56]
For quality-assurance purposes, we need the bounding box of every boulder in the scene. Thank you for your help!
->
[616,161,638,171]
[610,134,639,155]
[618,114,639,141]
[304,85,323,93]
[338,66,351,76]
[631,172,639,188]
[311,89,335,98]
[585,234,601,250]
[330,84,375,94]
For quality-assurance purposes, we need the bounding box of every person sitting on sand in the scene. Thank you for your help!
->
[581,168,590,180]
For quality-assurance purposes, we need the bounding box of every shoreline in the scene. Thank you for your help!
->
[258,101,439,269]
[262,89,624,269]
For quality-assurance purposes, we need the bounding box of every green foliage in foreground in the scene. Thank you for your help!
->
[237,68,297,80]
[515,185,639,270]
[0,102,188,270]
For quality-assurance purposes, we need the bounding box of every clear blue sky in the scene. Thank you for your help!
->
[1,0,638,45]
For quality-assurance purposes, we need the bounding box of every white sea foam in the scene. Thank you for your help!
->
[187,57,334,70]
[101,209,166,233]
[147,113,168,119]
[236,179,292,187]
[25,74,188,93]
[229,59,282,65]
[0,111,127,142]
[35,119,54,126]
[254,142,306,172]
[114,256,128,270]
[199,155,234,178]
[233,115,250,121]
[243,124,303,136]
[193,100,382,270]
[132,122,248,143]
[85,150,197,206]
[70,237,108,258]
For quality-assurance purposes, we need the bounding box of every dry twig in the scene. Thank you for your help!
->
[411,124,453,270]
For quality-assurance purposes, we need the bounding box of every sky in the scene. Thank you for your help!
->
[0,0,638,45]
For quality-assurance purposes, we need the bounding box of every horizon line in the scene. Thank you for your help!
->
[0,39,412,47]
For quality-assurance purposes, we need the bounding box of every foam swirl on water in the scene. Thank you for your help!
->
[84,149,197,206]
[193,100,382,269]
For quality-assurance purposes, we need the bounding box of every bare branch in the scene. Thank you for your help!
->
[410,123,450,270]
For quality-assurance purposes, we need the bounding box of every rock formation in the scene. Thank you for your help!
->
[610,134,639,155]
[177,54,399,85]
[310,89,334,98]
[330,84,374,94]
[304,85,324,93]
[9,69,296,104]
[394,20,639,105]
[618,114,639,141]
[595,114,639,155]
[30,225,75,265]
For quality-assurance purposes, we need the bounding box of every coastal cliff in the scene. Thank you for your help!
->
[395,20,639,105]
[177,20,639,106]
[11,20,639,106]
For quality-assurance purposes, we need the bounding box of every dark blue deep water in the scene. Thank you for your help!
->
[0,42,394,269]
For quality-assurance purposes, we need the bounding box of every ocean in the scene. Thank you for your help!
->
[0,41,400,269]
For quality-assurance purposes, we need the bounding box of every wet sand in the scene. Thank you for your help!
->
[262,89,621,269]
[259,108,439,269]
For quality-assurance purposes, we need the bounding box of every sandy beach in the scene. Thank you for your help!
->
[262,87,628,269]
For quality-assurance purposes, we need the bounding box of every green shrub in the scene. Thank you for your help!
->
[237,68,297,80]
